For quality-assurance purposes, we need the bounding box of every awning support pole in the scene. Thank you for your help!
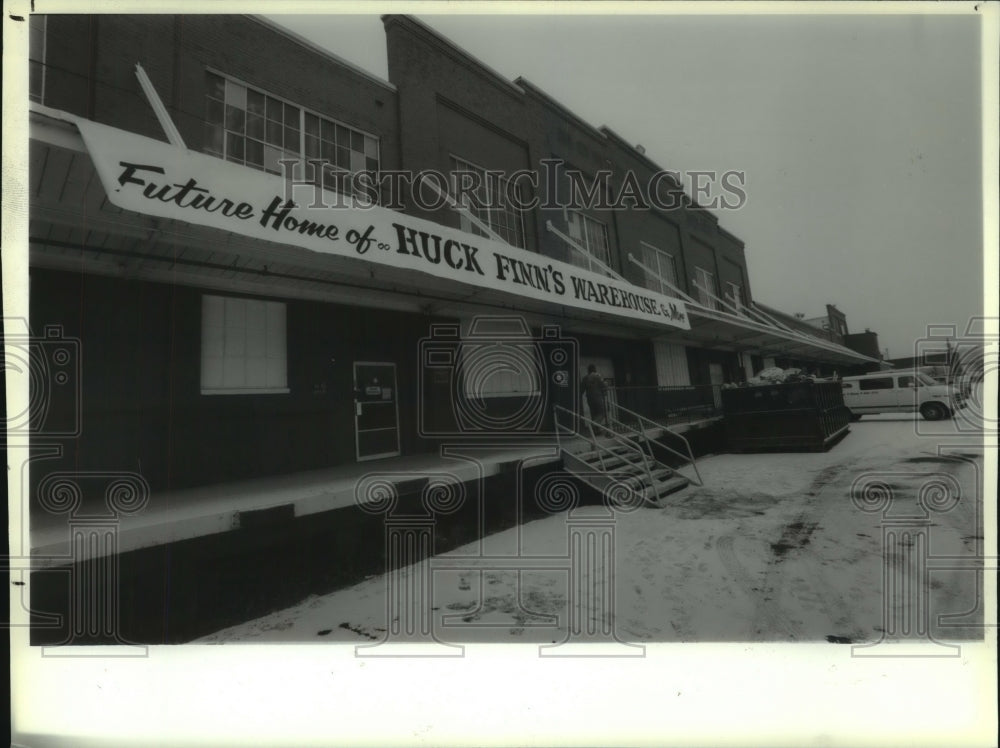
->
[420,177,509,245]
[626,252,700,306]
[134,63,186,148]
[545,220,624,282]
[690,278,753,319]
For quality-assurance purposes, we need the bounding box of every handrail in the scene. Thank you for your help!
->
[553,405,658,501]
[605,401,703,486]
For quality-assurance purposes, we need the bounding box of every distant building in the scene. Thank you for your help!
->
[843,330,883,361]
[754,303,886,375]
[803,304,848,343]
[887,337,984,384]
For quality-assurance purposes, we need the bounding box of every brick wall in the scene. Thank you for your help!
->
[42,15,400,172]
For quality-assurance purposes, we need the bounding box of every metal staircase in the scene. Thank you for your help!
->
[554,404,702,508]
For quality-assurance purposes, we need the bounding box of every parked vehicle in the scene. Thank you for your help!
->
[890,366,948,385]
[840,371,965,421]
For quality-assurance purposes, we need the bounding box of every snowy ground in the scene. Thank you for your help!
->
[200,402,989,646]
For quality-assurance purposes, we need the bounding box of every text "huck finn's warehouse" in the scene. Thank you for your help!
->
[25,14,878,491]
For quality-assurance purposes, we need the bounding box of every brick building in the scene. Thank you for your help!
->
[27,13,879,492]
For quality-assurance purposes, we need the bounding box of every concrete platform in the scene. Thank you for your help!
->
[29,444,563,567]
[28,416,722,568]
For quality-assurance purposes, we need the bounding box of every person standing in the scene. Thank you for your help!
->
[582,364,608,425]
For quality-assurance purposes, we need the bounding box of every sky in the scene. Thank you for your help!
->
[267,10,988,359]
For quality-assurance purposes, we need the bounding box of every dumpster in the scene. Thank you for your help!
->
[721,380,851,452]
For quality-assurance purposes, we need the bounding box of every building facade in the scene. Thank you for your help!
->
[27,14,878,493]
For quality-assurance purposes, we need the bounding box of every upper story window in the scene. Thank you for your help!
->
[693,266,719,310]
[639,241,678,296]
[29,16,46,103]
[204,72,380,202]
[567,210,612,276]
[725,281,744,310]
[450,156,527,249]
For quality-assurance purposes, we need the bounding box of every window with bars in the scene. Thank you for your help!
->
[29,16,46,103]
[693,266,719,310]
[639,241,678,296]
[566,211,612,275]
[201,295,288,395]
[449,157,527,248]
[204,72,380,202]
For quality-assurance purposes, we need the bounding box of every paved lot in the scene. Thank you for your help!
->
[200,410,989,646]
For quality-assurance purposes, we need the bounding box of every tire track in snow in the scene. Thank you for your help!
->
[716,533,800,639]
[714,462,853,640]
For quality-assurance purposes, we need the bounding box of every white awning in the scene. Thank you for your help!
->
[28,104,879,366]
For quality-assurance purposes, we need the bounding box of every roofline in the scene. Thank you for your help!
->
[716,225,745,249]
[382,14,525,98]
[248,15,397,94]
[514,76,608,146]
[690,306,881,364]
[599,125,670,175]
[602,127,750,247]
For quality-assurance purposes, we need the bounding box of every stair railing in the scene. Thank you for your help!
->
[553,405,657,497]
[604,401,704,486]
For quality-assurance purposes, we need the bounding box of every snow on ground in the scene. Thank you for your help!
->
[199,404,988,646]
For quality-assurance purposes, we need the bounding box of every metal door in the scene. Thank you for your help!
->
[895,374,919,412]
[354,361,400,461]
[709,363,725,409]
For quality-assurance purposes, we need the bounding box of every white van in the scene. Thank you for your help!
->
[840,371,964,421]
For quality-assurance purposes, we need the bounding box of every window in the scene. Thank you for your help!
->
[450,156,526,248]
[725,281,744,310]
[204,72,379,202]
[201,295,288,394]
[457,317,540,399]
[460,348,540,398]
[693,266,718,309]
[29,16,46,103]
[859,377,893,390]
[567,211,612,276]
[898,376,916,388]
[639,242,678,296]
[653,341,690,387]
